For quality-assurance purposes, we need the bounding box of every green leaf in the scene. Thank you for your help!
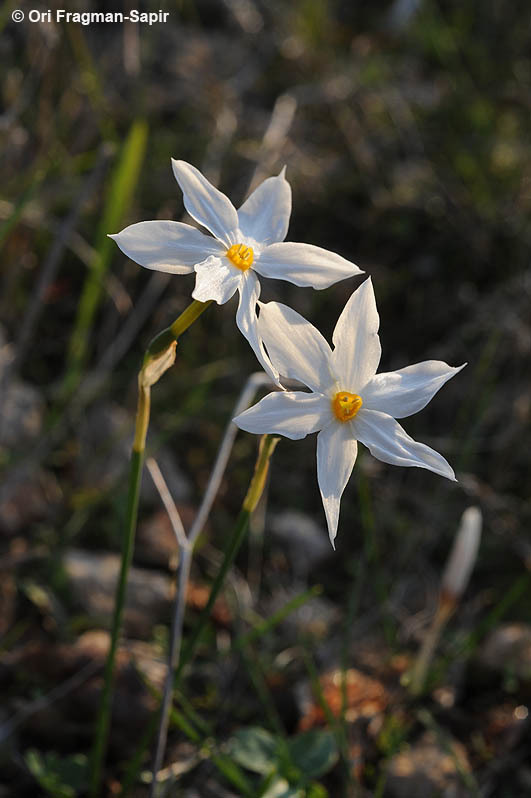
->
[260,775,303,798]
[307,782,328,798]
[25,750,88,798]
[229,727,278,775]
[288,730,338,780]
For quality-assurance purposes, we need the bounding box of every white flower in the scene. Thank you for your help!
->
[110,160,362,382]
[234,279,465,546]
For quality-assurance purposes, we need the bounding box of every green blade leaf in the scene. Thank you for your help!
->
[64,118,148,393]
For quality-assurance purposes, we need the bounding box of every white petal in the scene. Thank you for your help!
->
[237,168,292,246]
[331,278,381,392]
[258,301,335,394]
[235,272,280,385]
[234,391,330,440]
[192,256,241,305]
[171,159,239,247]
[362,361,466,418]
[110,221,224,274]
[254,241,362,288]
[317,422,358,546]
[353,409,456,480]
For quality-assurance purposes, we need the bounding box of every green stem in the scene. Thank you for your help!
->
[120,434,280,796]
[145,300,213,361]
[149,435,279,796]
[89,298,212,798]
[176,434,279,679]
[89,413,148,797]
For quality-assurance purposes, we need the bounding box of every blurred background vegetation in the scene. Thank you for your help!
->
[1,0,530,795]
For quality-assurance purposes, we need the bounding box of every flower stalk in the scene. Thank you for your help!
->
[178,433,279,677]
[149,433,279,797]
[89,299,212,798]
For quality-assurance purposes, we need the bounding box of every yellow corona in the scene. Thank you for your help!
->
[226,243,254,271]
[332,391,363,422]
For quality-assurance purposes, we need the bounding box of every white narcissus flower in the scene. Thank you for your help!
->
[110,160,362,382]
[234,278,465,546]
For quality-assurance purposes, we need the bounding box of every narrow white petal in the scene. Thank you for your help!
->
[171,159,239,247]
[110,221,224,274]
[317,422,358,546]
[238,168,292,246]
[362,361,466,418]
[236,272,280,384]
[331,278,381,392]
[192,256,241,305]
[254,242,362,288]
[353,409,456,480]
[258,301,335,394]
[234,391,330,440]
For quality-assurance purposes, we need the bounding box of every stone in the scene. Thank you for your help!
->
[0,630,167,749]
[63,548,173,638]
[478,623,531,682]
[386,731,472,798]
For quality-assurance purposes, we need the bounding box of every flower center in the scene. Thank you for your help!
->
[332,391,363,422]
[226,243,254,271]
